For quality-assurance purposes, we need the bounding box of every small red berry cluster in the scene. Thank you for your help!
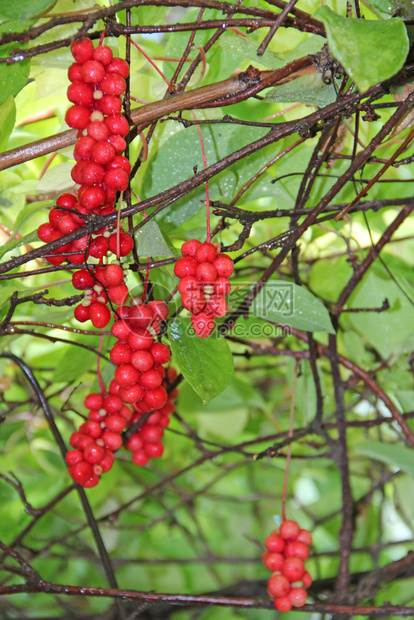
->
[65,365,178,487]
[67,38,131,211]
[262,520,312,612]
[72,262,129,328]
[109,298,170,407]
[174,240,234,338]
[124,367,178,466]
[37,38,134,267]
[66,392,131,487]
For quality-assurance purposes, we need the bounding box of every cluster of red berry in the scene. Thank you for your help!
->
[65,392,131,487]
[37,37,134,266]
[66,365,177,487]
[72,262,129,328]
[109,298,170,407]
[262,520,312,612]
[174,240,234,338]
[124,367,177,466]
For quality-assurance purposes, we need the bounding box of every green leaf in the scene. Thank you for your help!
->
[52,347,98,384]
[348,269,414,357]
[135,220,174,257]
[37,163,75,194]
[354,442,414,478]
[232,281,335,333]
[0,0,55,20]
[0,96,15,151]
[316,7,409,92]
[169,318,234,403]
[0,230,38,260]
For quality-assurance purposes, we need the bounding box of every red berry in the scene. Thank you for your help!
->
[195,262,217,283]
[98,94,123,115]
[108,283,129,306]
[71,39,94,64]
[100,451,115,473]
[139,369,162,389]
[84,443,106,465]
[101,430,123,451]
[106,57,129,78]
[143,442,164,459]
[78,185,105,209]
[81,59,105,83]
[111,320,131,341]
[103,394,123,413]
[265,533,286,553]
[83,474,100,488]
[105,414,127,433]
[174,257,197,278]
[148,300,169,321]
[147,412,161,425]
[67,81,94,106]
[119,383,144,404]
[80,161,105,185]
[37,223,54,242]
[178,275,199,294]
[262,551,284,572]
[143,386,168,409]
[140,424,164,443]
[74,304,90,322]
[127,329,153,351]
[296,529,312,546]
[93,45,113,65]
[104,167,129,191]
[149,343,170,365]
[89,302,111,328]
[279,520,300,541]
[181,289,206,315]
[84,393,104,410]
[128,304,154,329]
[126,433,144,452]
[69,431,84,448]
[65,449,83,466]
[110,341,132,365]
[131,349,154,372]
[282,557,305,582]
[213,254,234,277]
[274,596,292,612]
[181,238,201,257]
[289,587,307,607]
[104,114,129,136]
[91,140,116,165]
[100,73,126,96]
[108,134,127,154]
[103,264,124,287]
[214,276,231,297]
[68,62,83,82]
[191,313,215,338]
[132,450,150,466]
[159,415,171,429]
[108,231,134,256]
[302,571,312,589]
[267,574,291,598]
[69,460,94,485]
[65,105,91,130]
[285,541,310,561]
[79,420,102,439]
[114,364,140,388]
[194,242,218,263]
[206,295,228,318]
[74,135,96,160]
[87,120,109,142]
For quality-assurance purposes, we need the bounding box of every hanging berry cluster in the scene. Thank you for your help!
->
[262,520,312,612]
[174,240,234,338]
[37,37,133,275]
[65,365,177,488]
